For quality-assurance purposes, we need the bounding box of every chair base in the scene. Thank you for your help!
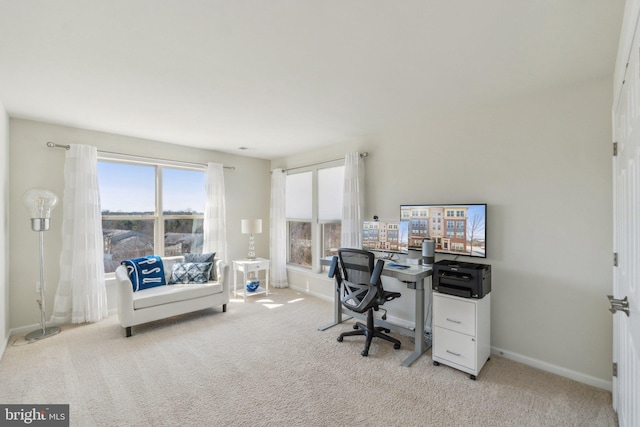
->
[337,309,401,356]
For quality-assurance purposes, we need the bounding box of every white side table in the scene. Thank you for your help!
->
[232,258,270,302]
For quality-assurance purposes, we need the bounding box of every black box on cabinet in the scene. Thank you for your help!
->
[432,260,491,299]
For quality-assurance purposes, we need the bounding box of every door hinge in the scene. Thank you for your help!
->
[613,142,618,156]
[613,362,618,377]
[614,252,618,267]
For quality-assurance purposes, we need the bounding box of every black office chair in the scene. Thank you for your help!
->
[328,248,402,356]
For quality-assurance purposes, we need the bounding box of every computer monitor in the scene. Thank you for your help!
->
[400,204,487,258]
[362,220,409,257]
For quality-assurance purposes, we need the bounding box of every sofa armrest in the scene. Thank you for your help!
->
[215,259,230,295]
[115,265,135,326]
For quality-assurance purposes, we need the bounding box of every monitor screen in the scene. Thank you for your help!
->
[400,204,487,258]
[362,220,409,255]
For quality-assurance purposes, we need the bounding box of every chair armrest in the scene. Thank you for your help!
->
[371,259,384,285]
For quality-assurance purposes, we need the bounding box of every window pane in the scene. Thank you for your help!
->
[164,218,204,256]
[322,223,341,258]
[103,219,155,273]
[286,172,312,219]
[98,162,155,214]
[288,221,312,266]
[163,168,205,214]
[318,166,344,221]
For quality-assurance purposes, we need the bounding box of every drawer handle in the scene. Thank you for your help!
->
[446,350,461,357]
[446,318,462,324]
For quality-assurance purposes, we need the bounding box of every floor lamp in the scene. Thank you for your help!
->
[22,188,61,342]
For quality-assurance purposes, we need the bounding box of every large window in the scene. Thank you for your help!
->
[98,159,205,273]
[285,163,344,269]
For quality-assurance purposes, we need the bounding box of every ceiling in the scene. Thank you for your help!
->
[0,1,625,159]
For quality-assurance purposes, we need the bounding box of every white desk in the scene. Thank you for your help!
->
[232,258,270,302]
[319,257,432,367]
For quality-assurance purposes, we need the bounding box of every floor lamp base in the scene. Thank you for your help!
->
[25,326,61,342]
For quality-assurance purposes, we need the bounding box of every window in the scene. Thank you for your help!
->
[99,159,205,273]
[285,163,344,269]
[318,166,344,258]
[286,171,312,267]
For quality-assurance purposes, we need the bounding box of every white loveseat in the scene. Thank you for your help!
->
[115,255,230,337]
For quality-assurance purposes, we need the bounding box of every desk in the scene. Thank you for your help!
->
[319,257,432,367]
[232,258,270,302]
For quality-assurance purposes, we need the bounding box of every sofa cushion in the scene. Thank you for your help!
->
[168,262,212,284]
[133,281,223,310]
[185,252,216,280]
[122,255,166,292]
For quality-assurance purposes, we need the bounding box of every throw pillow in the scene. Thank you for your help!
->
[121,255,166,292]
[169,262,213,284]
[184,252,216,281]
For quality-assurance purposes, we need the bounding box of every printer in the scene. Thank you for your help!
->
[432,259,491,299]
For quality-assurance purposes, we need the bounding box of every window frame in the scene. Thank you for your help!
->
[99,153,206,276]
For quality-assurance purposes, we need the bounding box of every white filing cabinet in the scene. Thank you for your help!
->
[432,292,490,380]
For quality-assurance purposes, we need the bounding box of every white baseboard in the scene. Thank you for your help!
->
[289,283,332,303]
[0,334,8,362]
[491,346,612,391]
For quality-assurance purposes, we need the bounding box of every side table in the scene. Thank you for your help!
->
[232,258,270,302]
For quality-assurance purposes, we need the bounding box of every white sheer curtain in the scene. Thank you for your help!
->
[270,169,288,288]
[51,144,108,324]
[341,152,364,248]
[203,162,228,263]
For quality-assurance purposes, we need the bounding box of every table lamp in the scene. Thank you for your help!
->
[241,219,262,260]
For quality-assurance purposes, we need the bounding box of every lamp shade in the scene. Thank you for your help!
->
[22,188,58,219]
[241,219,262,234]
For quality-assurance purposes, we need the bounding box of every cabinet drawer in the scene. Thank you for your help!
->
[433,293,476,336]
[433,326,476,370]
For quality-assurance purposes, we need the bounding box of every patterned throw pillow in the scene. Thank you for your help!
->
[169,262,213,284]
[184,252,216,281]
[121,255,166,292]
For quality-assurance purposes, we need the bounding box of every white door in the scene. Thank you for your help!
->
[612,6,640,424]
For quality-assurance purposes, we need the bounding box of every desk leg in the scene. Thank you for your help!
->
[401,277,430,367]
[318,285,351,331]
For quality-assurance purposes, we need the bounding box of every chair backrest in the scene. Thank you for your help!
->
[338,248,376,288]
[333,248,384,313]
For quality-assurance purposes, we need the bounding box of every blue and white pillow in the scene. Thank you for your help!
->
[184,252,216,281]
[121,255,166,292]
[169,262,213,284]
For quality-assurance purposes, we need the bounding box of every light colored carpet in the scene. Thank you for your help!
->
[0,288,616,426]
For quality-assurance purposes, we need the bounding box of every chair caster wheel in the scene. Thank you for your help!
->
[337,336,343,342]
[394,343,401,349]
[470,375,476,381]
[353,324,359,329]
[361,350,368,357]
[433,361,440,366]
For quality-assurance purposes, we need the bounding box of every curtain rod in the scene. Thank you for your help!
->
[46,142,235,170]
[282,152,368,173]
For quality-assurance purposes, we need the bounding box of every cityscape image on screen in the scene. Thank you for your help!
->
[400,204,486,258]
[362,220,409,255]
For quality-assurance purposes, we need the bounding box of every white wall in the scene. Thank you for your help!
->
[0,101,9,357]
[9,119,271,330]
[273,76,613,388]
